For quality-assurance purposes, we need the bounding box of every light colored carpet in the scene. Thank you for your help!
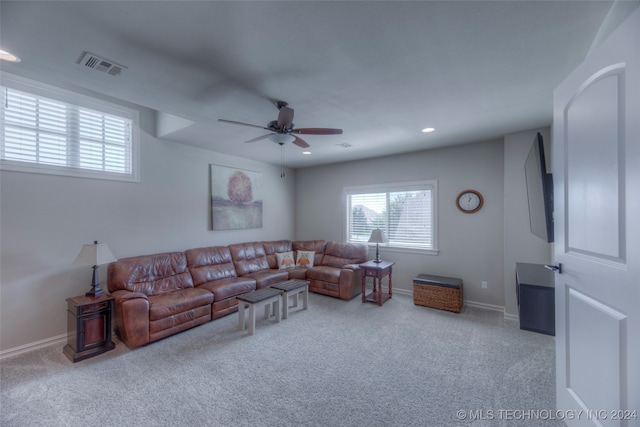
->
[1,293,561,426]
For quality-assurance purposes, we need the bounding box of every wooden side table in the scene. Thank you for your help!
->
[63,294,115,362]
[360,260,395,306]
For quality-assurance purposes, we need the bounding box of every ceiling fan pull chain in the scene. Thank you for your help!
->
[280,142,285,178]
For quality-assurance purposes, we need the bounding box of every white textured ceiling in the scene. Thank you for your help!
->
[1,1,638,168]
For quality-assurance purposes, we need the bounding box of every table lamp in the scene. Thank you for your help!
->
[368,229,387,263]
[73,241,117,297]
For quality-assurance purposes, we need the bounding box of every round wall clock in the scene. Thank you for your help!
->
[456,189,483,214]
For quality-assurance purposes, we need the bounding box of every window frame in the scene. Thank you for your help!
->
[344,180,439,256]
[1,73,140,182]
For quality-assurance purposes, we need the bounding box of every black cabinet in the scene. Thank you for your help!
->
[516,262,555,336]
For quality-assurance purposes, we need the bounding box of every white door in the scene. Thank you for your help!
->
[553,8,639,427]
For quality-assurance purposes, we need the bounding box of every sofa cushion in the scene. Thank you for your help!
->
[287,268,308,280]
[242,269,289,289]
[196,277,256,301]
[262,240,293,269]
[229,242,270,275]
[321,242,368,268]
[108,252,194,296]
[185,246,238,284]
[148,288,213,321]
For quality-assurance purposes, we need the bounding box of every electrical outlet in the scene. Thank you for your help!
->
[482,281,488,289]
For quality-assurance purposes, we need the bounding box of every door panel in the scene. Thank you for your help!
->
[566,287,626,417]
[553,8,639,427]
[566,68,624,262]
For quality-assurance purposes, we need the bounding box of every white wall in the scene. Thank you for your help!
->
[295,139,506,308]
[0,105,296,352]
[503,128,553,317]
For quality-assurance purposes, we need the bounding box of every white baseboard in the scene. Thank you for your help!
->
[392,288,412,297]
[0,334,66,361]
[401,288,518,321]
[503,312,519,322]
[464,299,504,312]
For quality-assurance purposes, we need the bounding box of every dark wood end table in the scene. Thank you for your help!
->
[63,294,115,362]
[360,260,395,306]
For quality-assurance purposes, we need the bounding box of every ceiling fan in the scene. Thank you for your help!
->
[217,101,342,149]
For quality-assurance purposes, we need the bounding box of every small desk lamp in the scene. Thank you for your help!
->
[73,241,117,297]
[368,229,387,263]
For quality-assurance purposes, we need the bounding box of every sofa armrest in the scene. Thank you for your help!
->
[114,290,148,301]
[111,290,150,349]
[338,266,363,300]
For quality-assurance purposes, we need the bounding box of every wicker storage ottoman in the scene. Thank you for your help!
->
[413,274,463,313]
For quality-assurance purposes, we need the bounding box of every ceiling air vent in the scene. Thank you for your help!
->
[76,52,127,77]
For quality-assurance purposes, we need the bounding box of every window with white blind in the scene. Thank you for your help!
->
[345,180,438,253]
[1,75,139,181]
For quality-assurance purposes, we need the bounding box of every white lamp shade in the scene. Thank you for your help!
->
[368,229,387,244]
[73,242,117,266]
[268,133,296,145]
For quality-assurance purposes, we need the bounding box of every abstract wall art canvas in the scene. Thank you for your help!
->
[211,164,263,230]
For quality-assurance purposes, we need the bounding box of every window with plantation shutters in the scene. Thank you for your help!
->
[345,180,438,253]
[1,75,139,181]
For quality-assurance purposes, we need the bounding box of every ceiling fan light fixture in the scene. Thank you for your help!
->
[0,49,21,62]
[303,151,312,155]
[422,127,435,133]
[268,133,296,145]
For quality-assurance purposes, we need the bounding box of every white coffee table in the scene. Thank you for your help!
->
[237,287,283,335]
[270,279,309,319]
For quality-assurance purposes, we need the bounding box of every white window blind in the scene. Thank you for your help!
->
[346,181,438,252]
[1,78,138,181]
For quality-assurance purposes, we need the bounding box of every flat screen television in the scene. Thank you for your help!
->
[524,132,554,243]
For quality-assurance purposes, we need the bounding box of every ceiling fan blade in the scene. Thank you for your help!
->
[292,128,343,135]
[292,136,310,148]
[218,118,269,130]
[277,106,294,129]
[244,134,273,143]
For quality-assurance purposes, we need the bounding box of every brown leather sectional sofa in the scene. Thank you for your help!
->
[107,240,368,348]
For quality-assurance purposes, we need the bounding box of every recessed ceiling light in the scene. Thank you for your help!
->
[0,49,21,62]
[422,127,435,133]
[302,151,312,155]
